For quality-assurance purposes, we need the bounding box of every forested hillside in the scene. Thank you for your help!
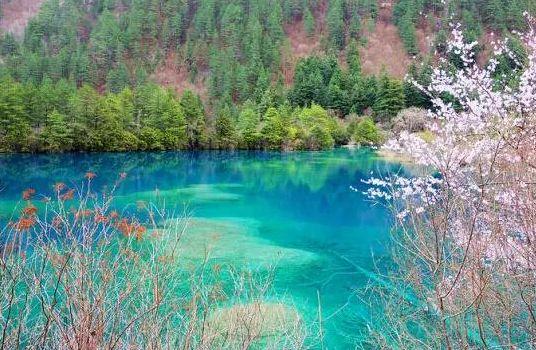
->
[0,0,533,152]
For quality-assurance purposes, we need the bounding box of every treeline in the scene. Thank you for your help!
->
[0,44,441,154]
[0,78,388,153]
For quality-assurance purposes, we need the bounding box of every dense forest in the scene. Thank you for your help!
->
[0,0,533,152]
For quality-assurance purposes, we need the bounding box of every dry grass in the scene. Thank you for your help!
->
[360,6,412,78]
[150,52,208,100]
[0,0,44,38]
[281,19,323,86]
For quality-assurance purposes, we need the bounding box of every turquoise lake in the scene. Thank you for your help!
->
[0,148,401,348]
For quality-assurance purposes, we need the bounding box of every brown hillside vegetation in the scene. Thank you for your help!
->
[415,15,438,55]
[0,0,44,37]
[151,52,208,99]
[360,2,411,78]
[281,19,322,85]
[281,0,327,85]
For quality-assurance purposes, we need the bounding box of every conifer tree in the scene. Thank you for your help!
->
[214,105,238,149]
[346,39,361,76]
[106,63,130,93]
[327,0,345,50]
[304,7,315,37]
[180,90,208,149]
[261,107,287,149]
[373,74,405,121]
[0,80,32,151]
[238,103,261,149]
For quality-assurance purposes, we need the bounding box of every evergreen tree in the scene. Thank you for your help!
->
[327,0,345,50]
[214,106,238,149]
[0,80,32,151]
[346,39,361,76]
[180,90,208,149]
[238,103,261,149]
[106,63,130,93]
[352,116,382,145]
[373,74,405,121]
[0,33,18,56]
[304,7,315,37]
[326,69,349,114]
[404,61,432,109]
[298,104,335,149]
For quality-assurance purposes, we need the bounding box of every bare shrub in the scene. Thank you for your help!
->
[0,175,309,349]
[391,107,428,135]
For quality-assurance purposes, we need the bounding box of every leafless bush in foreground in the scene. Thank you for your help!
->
[0,175,308,349]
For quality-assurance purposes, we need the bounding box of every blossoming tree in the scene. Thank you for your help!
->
[363,18,536,348]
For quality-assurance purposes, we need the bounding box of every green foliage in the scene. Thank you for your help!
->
[261,107,288,150]
[237,104,261,149]
[392,0,422,56]
[0,78,349,152]
[351,116,383,145]
[107,63,130,93]
[373,74,405,121]
[290,55,405,117]
[327,0,345,50]
[297,104,335,150]
[304,7,315,37]
[39,110,72,152]
[346,39,361,76]
[492,36,528,88]
[0,80,32,151]
[404,61,432,109]
[180,90,208,149]
[0,33,18,56]
[0,0,532,154]
[214,106,238,149]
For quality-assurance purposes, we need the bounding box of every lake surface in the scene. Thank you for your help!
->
[0,148,401,348]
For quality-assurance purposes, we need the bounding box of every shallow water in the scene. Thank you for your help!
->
[0,148,402,348]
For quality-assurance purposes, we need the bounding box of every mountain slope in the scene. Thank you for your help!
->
[0,0,44,37]
[0,0,532,106]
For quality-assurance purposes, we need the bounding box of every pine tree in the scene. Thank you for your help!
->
[180,90,208,149]
[373,74,405,121]
[214,106,238,149]
[304,7,315,37]
[261,107,287,149]
[398,12,418,56]
[506,0,525,31]
[0,81,32,151]
[299,104,335,149]
[404,62,432,109]
[326,69,348,114]
[106,63,130,93]
[0,33,18,56]
[485,0,506,31]
[238,103,261,149]
[327,0,345,50]
[90,10,122,83]
[346,39,361,76]
[353,116,382,145]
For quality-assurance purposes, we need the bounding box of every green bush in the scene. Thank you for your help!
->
[353,117,383,145]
